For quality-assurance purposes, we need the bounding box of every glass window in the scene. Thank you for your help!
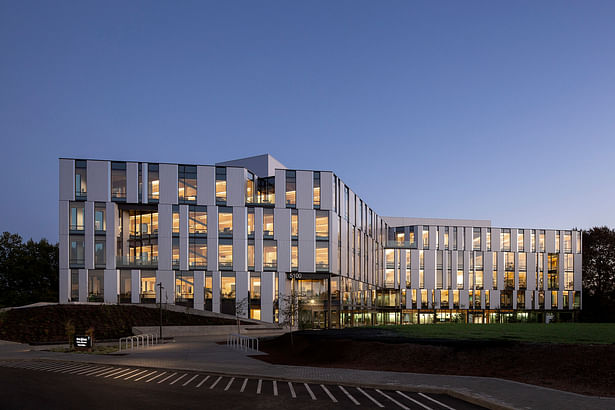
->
[291,210,298,238]
[444,227,449,250]
[548,253,559,290]
[576,231,581,253]
[218,207,233,236]
[148,164,159,201]
[246,172,255,204]
[473,228,481,250]
[551,290,558,309]
[221,272,235,298]
[316,241,329,271]
[70,269,79,301]
[218,240,233,270]
[556,231,560,253]
[285,170,296,207]
[189,237,207,269]
[344,186,349,221]
[172,237,180,269]
[257,176,275,204]
[263,209,274,238]
[313,171,321,208]
[422,226,429,249]
[505,252,515,271]
[87,270,104,302]
[250,274,261,299]
[248,242,255,270]
[564,254,574,290]
[111,162,127,200]
[315,211,328,240]
[486,228,491,251]
[70,202,84,231]
[216,167,227,204]
[518,230,524,252]
[95,240,105,266]
[94,205,106,231]
[519,253,527,270]
[178,165,197,203]
[75,160,87,199]
[263,240,277,270]
[175,271,194,305]
[69,236,84,267]
[531,230,536,252]
[564,231,572,253]
[204,273,213,307]
[247,209,255,237]
[452,227,457,250]
[501,229,511,251]
[291,242,298,271]
[539,230,545,252]
[519,271,527,289]
[140,271,156,303]
[189,206,207,235]
[172,205,180,234]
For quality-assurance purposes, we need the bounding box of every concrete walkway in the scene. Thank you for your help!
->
[1,337,613,410]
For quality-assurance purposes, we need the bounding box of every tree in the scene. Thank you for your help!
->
[582,227,615,322]
[235,296,249,334]
[279,290,302,346]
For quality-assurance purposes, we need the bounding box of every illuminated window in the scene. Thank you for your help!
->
[87,270,104,302]
[204,273,213,308]
[218,207,233,236]
[216,167,227,204]
[221,272,235,298]
[263,240,277,270]
[564,231,572,253]
[564,254,574,290]
[94,205,106,232]
[313,172,321,208]
[172,237,179,269]
[386,249,394,268]
[172,205,180,234]
[285,170,296,207]
[69,236,84,267]
[575,231,581,254]
[148,163,159,201]
[422,226,429,249]
[531,230,536,252]
[111,162,126,201]
[75,160,87,200]
[95,240,105,267]
[175,271,194,306]
[250,274,261,299]
[316,241,328,271]
[188,206,207,235]
[492,252,498,290]
[248,241,255,270]
[473,228,481,250]
[486,228,491,251]
[189,238,206,269]
[517,291,525,308]
[263,209,274,238]
[555,231,560,253]
[247,209,255,237]
[517,230,524,252]
[501,229,511,251]
[140,271,156,303]
[291,241,298,271]
[551,290,558,309]
[539,230,545,252]
[291,210,298,238]
[246,172,255,204]
[406,251,411,288]
[178,165,197,203]
[70,202,84,231]
[444,227,449,250]
[548,253,559,290]
[218,240,233,270]
[257,176,275,204]
[315,211,328,240]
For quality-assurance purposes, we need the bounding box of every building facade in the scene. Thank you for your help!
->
[59,154,582,326]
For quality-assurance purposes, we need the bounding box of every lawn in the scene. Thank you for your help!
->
[383,322,615,344]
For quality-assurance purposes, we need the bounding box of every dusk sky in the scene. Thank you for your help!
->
[1,1,614,242]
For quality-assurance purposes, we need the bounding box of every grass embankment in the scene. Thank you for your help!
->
[384,323,615,344]
[0,304,241,344]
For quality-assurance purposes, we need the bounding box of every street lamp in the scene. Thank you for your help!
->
[157,282,164,342]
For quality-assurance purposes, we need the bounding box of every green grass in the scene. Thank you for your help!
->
[383,323,615,344]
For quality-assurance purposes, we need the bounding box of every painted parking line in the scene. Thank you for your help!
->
[256,379,262,394]
[87,367,115,376]
[134,370,158,382]
[115,369,140,379]
[339,385,360,405]
[157,372,177,384]
[75,365,104,375]
[225,377,235,391]
[240,378,248,393]
[356,387,384,408]
[272,380,278,396]
[397,391,433,410]
[304,383,316,401]
[196,375,210,388]
[47,363,81,372]
[287,382,296,398]
[64,364,97,374]
[124,370,149,380]
[210,376,223,389]
[169,373,188,385]
[146,371,166,383]
[95,368,123,377]
[375,389,409,410]
[321,385,338,403]
[418,393,457,410]
[60,364,92,373]
[182,374,199,387]
[105,368,134,379]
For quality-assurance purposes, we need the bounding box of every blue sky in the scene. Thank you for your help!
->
[1,1,614,242]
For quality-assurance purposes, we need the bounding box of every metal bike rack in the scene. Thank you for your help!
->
[118,334,158,351]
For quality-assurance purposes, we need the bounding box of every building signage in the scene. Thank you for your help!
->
[74,336,92,348]
[287,273,329,280]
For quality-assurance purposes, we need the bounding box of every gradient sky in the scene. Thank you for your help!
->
[1,1,614,242]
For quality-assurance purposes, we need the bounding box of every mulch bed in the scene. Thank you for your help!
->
[257,330,615,397]
[0,304,242,344]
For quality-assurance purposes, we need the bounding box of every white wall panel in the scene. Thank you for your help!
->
[260,271,274,323]
[197,166,215,206]
[156,270,175,304]
[298,209,315,272]
[320,172,334,211]
[104,269,119,303]
[296,170,313,210]
[79,269,88,302]
[207,205,218,271]
[59,159,74,201]
[142,163,149,204]
[235,271,249,317]
[105,202,116,269]
[126,162,139,203]
[193,271,204,310]
[275,208,290,273]
[59,268,70,303]
[159,164,178,205]
[233,207,247,272]
[158,204,172,271]
[87,160,110,202]
[212,271,221,313]
[275,169,285,209]
[227,167,245,207]
[84,202,94,269]
[131,270,140,303]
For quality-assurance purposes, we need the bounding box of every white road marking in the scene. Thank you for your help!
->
[114,369,140,379]
[339,385,360,405]
[182,374,199,386]
[287,382,296,398]
[273,380,278,396]
[397,391,434,410]
[75,365,102,375]
[196,375,210,388]
[96,368,124,377]
[225,377,235,391]
[256,379,262,394]
[321,385,337,402]
[169,373,187,385]
[418,393,457,410]
[105,368,134,378]
[125,370,149,380]
[157,372,177,384]
[240,378,248,393]
[304,383,316,400]
[375,389,409,410]
[93,368,120,377]
[64,364,95,374]
[51,363,84,372]
[134,370,158,382]
[356,387,384,408]
[84,367,114,376]
[210,376,223,389]
[146,371,166,383]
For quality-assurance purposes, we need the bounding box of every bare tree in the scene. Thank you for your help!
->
[279,291,302,346]
[235,296,249,334]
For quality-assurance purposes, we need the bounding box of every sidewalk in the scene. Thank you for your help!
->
[1,337,614,410]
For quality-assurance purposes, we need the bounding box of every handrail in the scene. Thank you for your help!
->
[118,334,158,351]
[226,333,259,352]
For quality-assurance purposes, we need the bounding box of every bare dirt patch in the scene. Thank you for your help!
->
[257,329,615,397]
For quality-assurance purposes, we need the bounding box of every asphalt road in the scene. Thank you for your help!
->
[0,360,485,410]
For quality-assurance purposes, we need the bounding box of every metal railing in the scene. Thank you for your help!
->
[226,334,259,352]
[119,334,158,351]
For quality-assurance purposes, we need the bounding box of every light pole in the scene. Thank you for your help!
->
[157,282,164,343]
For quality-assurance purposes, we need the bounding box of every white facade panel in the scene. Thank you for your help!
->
[59,159,74,201]
[158,204,172,271]
[104,269,119,303]
[193,271,204,310]
[86,160,110,202]
[296,170,313,210]
[298,209,315,272]
[126,162,139,204]
[207,205,219,272]
[131,270,140,304]
[274,169,285,209]
[233,207,247,272]
[197,166,215,206]
[159,164,178,205]
[84,202,94,269]
[227,167,245,207]
[320,172,334,211]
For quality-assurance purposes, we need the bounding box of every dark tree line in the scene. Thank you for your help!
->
[582,227,615,322]
[0,232,58,308]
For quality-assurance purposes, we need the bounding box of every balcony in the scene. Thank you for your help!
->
[316,262,329,272]
[116,255,158,268]
[385,240,416,249]
[263,261,277,271]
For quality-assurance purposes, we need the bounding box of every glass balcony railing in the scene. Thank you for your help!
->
[316,262,329,272]
[116,255,158,268]
[385,240,416,249]
[219,261,233,270]
[263,261,277,271]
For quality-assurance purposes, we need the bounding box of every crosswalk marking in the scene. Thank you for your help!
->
[240,378,248,393]
[182,374,199,387]
[64,364,94,374]
[376,389,409,410]
[169,373,187,385]
[357,387,384,408]
[397,391,434,410]
[321,385,337,402]
[114,369,140,379]
[83,367,113,376]
[418,393,457,410]
[53,363,82,372]
[146,371,166,383]
[57,363,87,373]
[304,383,316,401]
[256,379,262,394]
[288,382,296,398]
[75,366,102,375]
[273,380,278,396]
[125,370,148,380]
[96,368,124,377]
[157,372,177,384]
[339,385,360,405]
[225,377,235,391]
[135,371,157,382]
[196,375,210,388]
[106,368,134,379]
[210,376,222,389]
